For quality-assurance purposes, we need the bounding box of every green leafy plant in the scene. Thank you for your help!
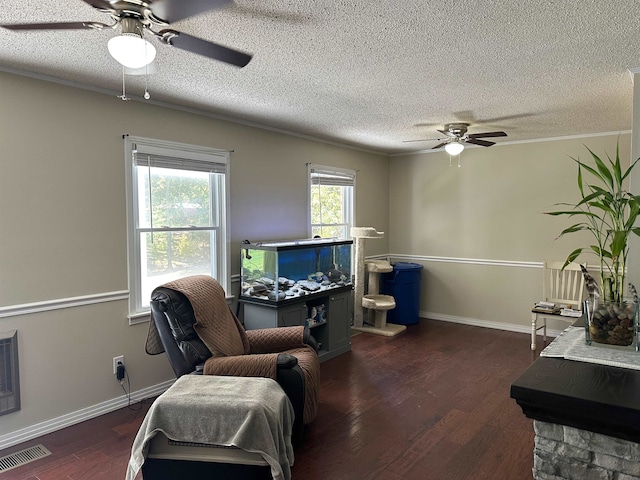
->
[546,142,640,302]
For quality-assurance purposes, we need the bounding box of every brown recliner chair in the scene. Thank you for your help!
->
[146,275,320,445]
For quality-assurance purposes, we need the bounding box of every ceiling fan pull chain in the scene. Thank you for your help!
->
[118,65,130,101]
[143,42,151,100]
[448,153,462,167]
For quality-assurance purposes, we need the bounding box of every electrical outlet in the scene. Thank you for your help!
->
[113,355,124,375]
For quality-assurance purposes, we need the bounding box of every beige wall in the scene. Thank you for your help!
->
[389,134,632,330]
[0,67,631,447]
[0,71,388,442]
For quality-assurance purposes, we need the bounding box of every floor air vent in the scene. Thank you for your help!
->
[0,444,51,473]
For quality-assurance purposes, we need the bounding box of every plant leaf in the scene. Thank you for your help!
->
[558,224,588,235]
[545,210,602,220]
[591,245,612,259]
[586,146,614,190]
[576,189,606,207]
[611,141,622,189]
[563,248,583,268]
[621,157,640,182]
[625,201,640,229]
[577,164,584,197]
[611,231,627,258]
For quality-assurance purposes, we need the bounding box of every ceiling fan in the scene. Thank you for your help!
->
[404,123,507,155]
[0,0,252,69]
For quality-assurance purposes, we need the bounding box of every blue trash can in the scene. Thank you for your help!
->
[381,262,423,325]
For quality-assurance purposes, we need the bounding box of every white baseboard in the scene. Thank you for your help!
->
[0,379,175,451]
[422,311,564,338]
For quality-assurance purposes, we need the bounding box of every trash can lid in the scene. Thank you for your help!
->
[392,262,423,270]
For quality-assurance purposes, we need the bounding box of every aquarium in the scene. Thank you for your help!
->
[241,238,353,303]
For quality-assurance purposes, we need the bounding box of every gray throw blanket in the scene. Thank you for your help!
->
[126,375,295,480]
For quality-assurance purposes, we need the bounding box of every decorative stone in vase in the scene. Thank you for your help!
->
[585,299,638,349]
[581,266,638,350]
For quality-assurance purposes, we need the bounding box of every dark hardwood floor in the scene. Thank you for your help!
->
[0,320,540,479]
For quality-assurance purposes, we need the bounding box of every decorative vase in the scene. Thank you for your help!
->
[584,299,638,349]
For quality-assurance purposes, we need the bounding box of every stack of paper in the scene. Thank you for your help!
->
[535,301,555,308]
[532,301,559,313]
[560,308,582,317]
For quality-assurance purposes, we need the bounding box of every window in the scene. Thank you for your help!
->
[125,136,229,320]
[309,164,355,239]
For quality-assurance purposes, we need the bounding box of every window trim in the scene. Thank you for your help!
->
[124,136,231,321]
[307,164,356,239]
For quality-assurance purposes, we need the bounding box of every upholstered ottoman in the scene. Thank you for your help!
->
[126,375,295,480]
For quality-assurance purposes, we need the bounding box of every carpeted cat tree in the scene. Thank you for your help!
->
[350,227,405,337]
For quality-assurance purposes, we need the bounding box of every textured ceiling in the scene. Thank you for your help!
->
[2,0,640,154]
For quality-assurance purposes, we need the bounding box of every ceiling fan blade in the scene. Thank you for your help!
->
[82,0,116,12]
[402,137,445,143]
[465,138,495,147]
[432,141,449,150]
[437,129,456,138]
[467,131,507,139]
[160,30,252,67]
[150,0,233,23]
[0,21,109,30]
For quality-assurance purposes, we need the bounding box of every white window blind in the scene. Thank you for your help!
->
[133,151,227,174]
[310,165,356,187]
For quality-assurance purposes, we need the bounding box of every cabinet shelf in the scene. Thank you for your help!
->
[241,288,353,363]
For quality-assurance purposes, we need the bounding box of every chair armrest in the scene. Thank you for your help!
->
[246,326,309,354]
[277,353,299,368]
[203,353,287,379]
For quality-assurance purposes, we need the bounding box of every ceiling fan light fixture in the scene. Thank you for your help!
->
[444,140,464,156]
[108,32,156,69]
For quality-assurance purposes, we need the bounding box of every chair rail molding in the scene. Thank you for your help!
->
[1,275,243,320]
[386,253,542,269]
[0,290,129,318]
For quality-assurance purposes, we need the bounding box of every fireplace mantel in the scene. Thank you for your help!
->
[511,355,640,444]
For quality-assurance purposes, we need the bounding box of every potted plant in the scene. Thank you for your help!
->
[546,142,640,346]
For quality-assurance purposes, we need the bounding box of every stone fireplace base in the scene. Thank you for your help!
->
[533,420,640,479]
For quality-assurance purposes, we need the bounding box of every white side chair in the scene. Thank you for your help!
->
[531,261,586,351]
